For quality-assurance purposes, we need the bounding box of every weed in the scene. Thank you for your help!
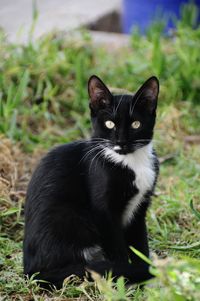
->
[0,3,200,300]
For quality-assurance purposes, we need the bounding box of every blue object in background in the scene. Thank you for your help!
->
[122,0,200,33]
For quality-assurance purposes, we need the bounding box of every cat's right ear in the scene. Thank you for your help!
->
[88,75,113,111]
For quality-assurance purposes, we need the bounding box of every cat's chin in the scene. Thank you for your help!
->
[115,149,130,155]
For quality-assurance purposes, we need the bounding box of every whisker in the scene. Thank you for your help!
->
[129,89,144,116]
[79,145,103,164]
[89,148,106,174]
[79,137,114,165]
[132,139,152,143]
[90,138,110,143]
[131,138,159,144]
[100,108,113,119]
[113,94,124,116]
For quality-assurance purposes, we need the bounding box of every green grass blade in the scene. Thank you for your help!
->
[190,199,200,221]
[130,246,153,265]
[168,241,200,251]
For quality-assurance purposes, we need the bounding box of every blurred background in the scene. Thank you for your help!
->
[0,1,200,300]
[1,0,200,43]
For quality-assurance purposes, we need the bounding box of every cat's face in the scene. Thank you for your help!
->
[88,75,159,155]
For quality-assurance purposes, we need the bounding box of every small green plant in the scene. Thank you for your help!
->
[0,2,200,300]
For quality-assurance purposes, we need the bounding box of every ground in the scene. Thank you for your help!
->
[0,4,200,300]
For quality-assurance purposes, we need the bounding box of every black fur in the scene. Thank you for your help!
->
[23,75,159,289]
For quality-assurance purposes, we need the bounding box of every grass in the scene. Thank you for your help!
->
[0,2,200,300]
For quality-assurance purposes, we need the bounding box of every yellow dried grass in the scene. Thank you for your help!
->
[0,135,43,206]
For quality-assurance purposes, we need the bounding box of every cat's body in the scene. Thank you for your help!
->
[23,76,159,289]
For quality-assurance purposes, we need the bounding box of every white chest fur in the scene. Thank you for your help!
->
[104,143,156,226]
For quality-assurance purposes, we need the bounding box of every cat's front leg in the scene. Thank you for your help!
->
[124,205,150,266]
[94,209,128,262]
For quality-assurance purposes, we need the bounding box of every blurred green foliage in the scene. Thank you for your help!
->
[0,2,199,151]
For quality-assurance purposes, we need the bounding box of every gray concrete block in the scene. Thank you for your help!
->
[0,0,122,43]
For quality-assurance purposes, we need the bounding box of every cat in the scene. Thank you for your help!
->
[23,75,159,289]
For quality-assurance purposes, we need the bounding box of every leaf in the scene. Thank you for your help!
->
[130,246,153,265]
[190,199,200,221]
[168,241,200,250]
[0,207,20,217]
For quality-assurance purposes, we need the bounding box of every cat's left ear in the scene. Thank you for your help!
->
[88,75,113,111]
[133,76,159,113]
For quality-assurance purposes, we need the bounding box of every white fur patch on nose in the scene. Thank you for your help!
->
[113,145,122,151]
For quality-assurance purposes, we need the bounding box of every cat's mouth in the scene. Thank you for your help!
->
[113,144,145,154]
[113,145,130,155]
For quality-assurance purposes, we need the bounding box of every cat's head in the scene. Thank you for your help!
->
[88,75,159,155]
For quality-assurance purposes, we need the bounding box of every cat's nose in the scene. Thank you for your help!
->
[116,140,126,148]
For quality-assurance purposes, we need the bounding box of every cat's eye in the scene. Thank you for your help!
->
[131,121,141,129]
[105,120,115,129]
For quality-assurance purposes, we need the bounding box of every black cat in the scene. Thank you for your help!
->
[23,75,159,289]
